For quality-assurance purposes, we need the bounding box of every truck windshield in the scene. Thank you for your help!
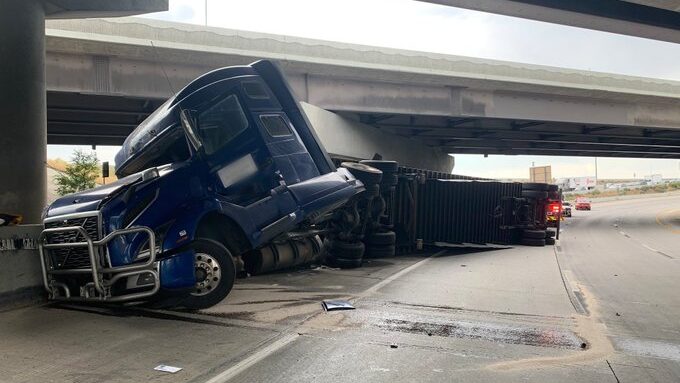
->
[198,94,249,155]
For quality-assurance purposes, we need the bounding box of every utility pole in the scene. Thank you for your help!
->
[595,157,598,184]
[205,0,208,26]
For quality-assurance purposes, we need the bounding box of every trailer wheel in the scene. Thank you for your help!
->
[521,190,548,199]
[545,237,556,245]
[328,257,363,269]
[523,229,546,239]
[545,230,556,238]
[520,238,546,247]
[365,231,396,246]
[380,173,399,188]
[359,160,399,173]
[365,244,396,258]
[363,183,380,199]
[341,162,382,185]
[182,239,236,310]
[325,238,365,260]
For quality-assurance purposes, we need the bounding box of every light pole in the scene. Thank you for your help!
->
[205,0,208,26]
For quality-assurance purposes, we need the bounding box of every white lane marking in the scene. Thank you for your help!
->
[204,333,299,383]
[616,229,675,259]
[359,250,447,297]
[641,244,659,253]
[614,337,680,362]
[204,250,447,382]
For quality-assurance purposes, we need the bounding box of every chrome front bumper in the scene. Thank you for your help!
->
[39,225,160,302]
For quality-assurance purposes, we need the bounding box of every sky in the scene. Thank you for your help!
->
[47,0,680,179]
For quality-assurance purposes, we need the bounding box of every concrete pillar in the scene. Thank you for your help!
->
[0,1,46,223]
[301,103,454,172]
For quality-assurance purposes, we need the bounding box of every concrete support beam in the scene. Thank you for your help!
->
[306,77,680,129]
[44,53,680,130]
[419,0,680,44]
[0,0,47,223]
[44,0,167,19]
[301,103,454,172]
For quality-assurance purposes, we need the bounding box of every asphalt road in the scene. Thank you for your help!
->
[558,194,680,381]
[1,194,679,382]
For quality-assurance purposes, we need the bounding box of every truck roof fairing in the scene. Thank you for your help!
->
[114,60,335,178]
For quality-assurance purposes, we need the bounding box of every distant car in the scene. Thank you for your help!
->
[575,197,591,210]
[562,201,572,217]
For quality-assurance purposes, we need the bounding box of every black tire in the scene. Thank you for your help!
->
[365,244,396,258]
[341,162,382,185]
[523,229,546,239]
[380,173,399,187]
[522,182,549,191]
[359,160,398,173]
[364,183,380,199]
[365,231,396,246]
[521,238,546,247]
[545,237,556,245]
[181,239,236,310]
[328,239,365,260]
[545,230,556,238]
[329,257,363,269]
[522,190,548,200]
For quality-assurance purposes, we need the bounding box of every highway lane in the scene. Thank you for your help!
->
[3,194,679,383]
[559,194,680,381]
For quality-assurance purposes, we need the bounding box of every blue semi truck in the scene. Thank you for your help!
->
[39,60,386,309]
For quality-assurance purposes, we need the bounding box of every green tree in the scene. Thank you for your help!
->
[54,150,99,195]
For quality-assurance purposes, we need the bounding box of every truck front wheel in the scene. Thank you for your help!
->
[182,239,236,310]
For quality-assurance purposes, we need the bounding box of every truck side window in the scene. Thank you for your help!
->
[261,115,292,137]
[198,94,249,155]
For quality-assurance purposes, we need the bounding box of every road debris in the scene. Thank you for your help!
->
[154,365,182,373]
[322,300,355,311]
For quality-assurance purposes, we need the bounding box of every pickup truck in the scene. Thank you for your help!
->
[39,60,372,309]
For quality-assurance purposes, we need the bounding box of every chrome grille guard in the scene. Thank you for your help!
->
[39,225,159,302]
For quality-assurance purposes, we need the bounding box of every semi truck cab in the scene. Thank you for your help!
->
[39,60,365,309]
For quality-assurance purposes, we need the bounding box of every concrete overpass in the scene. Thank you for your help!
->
[420,0,680,44]
[44,17,680,164]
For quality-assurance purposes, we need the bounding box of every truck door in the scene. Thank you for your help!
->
[180,80,295,220]
[240,79,353,212]
[255,113,320,185]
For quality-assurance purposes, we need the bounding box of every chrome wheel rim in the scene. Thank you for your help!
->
[191,252,221,296]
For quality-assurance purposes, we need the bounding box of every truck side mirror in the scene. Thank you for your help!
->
[180,109,202,151]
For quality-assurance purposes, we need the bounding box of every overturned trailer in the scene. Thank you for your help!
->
[384,167,556,252]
